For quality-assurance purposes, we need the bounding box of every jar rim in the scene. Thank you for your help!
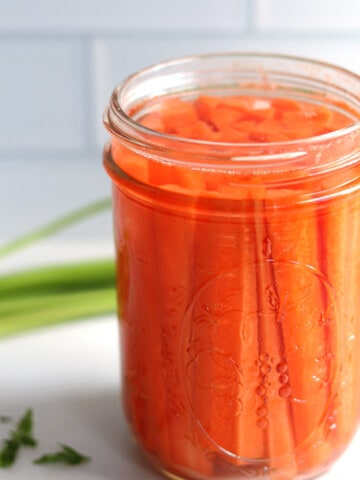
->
[104,52,360,173]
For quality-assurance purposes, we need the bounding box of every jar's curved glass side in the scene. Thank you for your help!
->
[103,53,360,480]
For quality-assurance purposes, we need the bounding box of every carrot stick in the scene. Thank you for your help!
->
[252,201,297,479]
[185,205,267,475]
[266,203,334,474]
[112,171,170,462]
[319,188,360,454]
[152,195,212,477]
[233,219,267,469]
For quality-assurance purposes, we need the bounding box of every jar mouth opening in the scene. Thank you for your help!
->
[104,52,360,172]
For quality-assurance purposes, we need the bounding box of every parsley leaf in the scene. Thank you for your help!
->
[33,444,90,466]
[0,409,37,468]
[0,410,90,468]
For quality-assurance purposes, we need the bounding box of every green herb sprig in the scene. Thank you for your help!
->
[33,444,90,466]
[0,409,37,467]
[0,409,91,468]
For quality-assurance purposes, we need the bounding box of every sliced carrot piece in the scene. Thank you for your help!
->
[208,105,245,131]
[327,109,355,131]
[222,96,275,122]
[111,141,149,184]
[140,112,165,132]
[249,119,290,142]
[147,158,206,191]
[219,126,251,143]
[271,97,302,113]
[280,104,339,139]
[174,120,218,141]
[194,95,222,123]
[232,120,258,133]
[156,97,198,131]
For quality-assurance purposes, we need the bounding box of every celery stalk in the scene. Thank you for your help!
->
[0,260,115,297]
[0,288,116,337]
[0,198,117,339]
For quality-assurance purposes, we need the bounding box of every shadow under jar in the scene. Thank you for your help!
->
[103,53,360,480]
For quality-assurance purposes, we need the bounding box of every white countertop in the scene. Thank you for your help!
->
[0,316,163,480]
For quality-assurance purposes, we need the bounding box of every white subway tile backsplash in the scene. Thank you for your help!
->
[0,156,112,242]
[256,0,360,30]
[221,36,360,73]
[0,0,248,32]
[0,39,85,151]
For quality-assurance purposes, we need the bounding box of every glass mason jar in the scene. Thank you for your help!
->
[103,53,360,480]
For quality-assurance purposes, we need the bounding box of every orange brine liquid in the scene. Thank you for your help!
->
[105,92,360,480]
